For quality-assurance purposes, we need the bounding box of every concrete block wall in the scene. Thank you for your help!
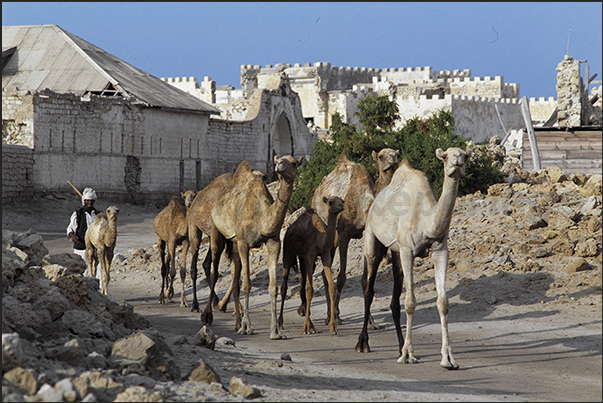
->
[2,144,34,204]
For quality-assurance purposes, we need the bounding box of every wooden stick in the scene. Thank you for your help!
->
[67,180,83,197]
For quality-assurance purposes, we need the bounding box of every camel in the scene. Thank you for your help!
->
[311,148,399,328]
[186,173,234,313]
[355,147,472,370]
[153,190,196,306]
[209,155,302,339]
[85,205,120,295]
[278,195,344,335]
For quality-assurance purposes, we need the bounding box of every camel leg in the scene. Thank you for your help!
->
[279,250,295,330]
[167,240,177,303]
[389,250,405,360]
[398,247,418,364]
[158,239,168,304]
[432,241,459,370]
[188,226,202,312]
[98,245,108,295]
[355,230,386,353]
[179,239,189,308]
[297,257,308,317]
[266,238,285,340]
[323,244,337,324]
[202,232,224,326]
[361,253,382,331]
[302,257,317,335]
[201,245,220,308]
[333,235,351,325]
[237,242,253,335]
[231,249,243,331]
[321,252,338,334]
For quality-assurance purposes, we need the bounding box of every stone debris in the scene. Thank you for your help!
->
[2,155,601,402]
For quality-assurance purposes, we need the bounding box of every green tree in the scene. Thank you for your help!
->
[289,95,504,211]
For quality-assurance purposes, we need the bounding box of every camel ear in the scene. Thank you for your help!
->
[323,196,328,204]
[274,155,279,165]
[297,156,304,167]
[372,150,377,161]
[436,148,446,161]
[465,148,473,158]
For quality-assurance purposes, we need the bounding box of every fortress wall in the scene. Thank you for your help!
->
[528,97,558,124]
[450,95,523,143]
[394,94,452,129]
[449,76,509,98]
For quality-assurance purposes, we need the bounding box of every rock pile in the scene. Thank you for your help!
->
[2,230,260,402]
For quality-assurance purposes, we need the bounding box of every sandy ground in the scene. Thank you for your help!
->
[2,192,602,402]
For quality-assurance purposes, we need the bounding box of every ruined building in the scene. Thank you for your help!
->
[2,25,316,204]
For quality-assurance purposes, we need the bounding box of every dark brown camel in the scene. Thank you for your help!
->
[279,196,344,334]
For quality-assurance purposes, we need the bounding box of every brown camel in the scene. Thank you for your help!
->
[153,190,196,306]
[279,196,344,335]
[186,173,234,313]
[355,147,471,370]
[85,205,119,295]
[311,148,399,328]
[208,155,302,339]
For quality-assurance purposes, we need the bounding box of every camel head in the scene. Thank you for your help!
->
[273,155,303,184]
[105,206,120,222]
[322,196,345,215]
[372,148,400,174]
[181,190,197,208]
[436,147,472,179]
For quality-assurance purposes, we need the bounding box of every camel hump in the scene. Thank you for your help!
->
[233,160,253,183]
[336,152,349,164]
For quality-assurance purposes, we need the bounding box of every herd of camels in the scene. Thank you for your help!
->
[94,146,472,370]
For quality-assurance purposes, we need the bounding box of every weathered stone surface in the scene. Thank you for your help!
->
[564,258,590,273]
[189,358,221,384]
[575,238,599,257]
[230,376,261,399]
[55,377,79,402]
[193,325,218,350]
[2,332,24,371]
[42,253,87,276]
[488,183,513,198]
[109,332,156,367]
[3,366,38,395]
[85,351,108,370]
[32,286,74,321]
[546,166,567,183]
[113,385,164,402]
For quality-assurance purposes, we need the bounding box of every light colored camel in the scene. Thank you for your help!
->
[209,155,302,339]
[85,205,119,295]
[311,148,399,328]
[279,196,344,334]
[153,190,196,306]
[355,147,471,370]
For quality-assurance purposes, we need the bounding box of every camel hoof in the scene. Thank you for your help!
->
[397,355,418,364]
[217,302,228,312]
[441,357,459,370]
[354,342,370,353]
[270,333,286,340]
[297,306,306,317]
[200,312,213,326]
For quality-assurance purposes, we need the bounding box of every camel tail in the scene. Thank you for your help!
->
[224,240,234,262]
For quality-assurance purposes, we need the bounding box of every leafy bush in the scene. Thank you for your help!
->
[289,95,504,211]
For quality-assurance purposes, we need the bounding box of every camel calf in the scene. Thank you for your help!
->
[85,205,120,295]
[279,196,345,335]
[153,191,196,306]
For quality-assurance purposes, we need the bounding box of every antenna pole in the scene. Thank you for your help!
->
[566,29,571,56]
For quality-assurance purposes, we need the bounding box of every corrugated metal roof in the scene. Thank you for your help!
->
[2,25,221,115]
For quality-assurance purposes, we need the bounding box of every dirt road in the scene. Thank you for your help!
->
[3,194,601,402]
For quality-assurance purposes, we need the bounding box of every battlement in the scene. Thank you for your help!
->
[451,75,502,83]
[161,76,200,87]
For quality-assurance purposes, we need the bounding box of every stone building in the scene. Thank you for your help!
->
[2,25,316,204]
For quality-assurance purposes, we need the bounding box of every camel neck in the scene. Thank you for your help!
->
[265,179,293,235]
[432,175,459,237]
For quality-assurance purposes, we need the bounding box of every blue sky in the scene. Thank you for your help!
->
[3,2,602,100]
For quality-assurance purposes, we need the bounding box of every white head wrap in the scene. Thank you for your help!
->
[81,187,97,204]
